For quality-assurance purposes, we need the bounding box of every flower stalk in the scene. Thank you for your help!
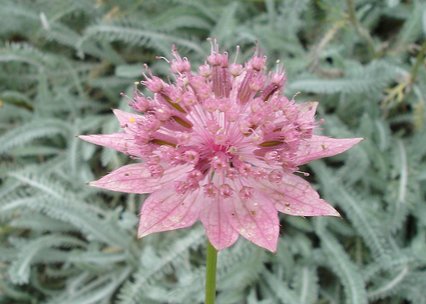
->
[205,241,218,304]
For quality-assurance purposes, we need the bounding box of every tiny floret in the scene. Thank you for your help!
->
[80,40,362,252]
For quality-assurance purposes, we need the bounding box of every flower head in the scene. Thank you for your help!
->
[80,41,362,252]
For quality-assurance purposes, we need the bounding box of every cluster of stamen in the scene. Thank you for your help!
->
[125,40,317,199]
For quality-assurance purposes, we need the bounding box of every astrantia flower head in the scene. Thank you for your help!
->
[80,40,362,252]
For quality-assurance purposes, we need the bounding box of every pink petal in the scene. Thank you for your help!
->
[138,188,201,237]
[294,135,363,165]
[259,173,340,217]
[297,101,318,122]
[79,133,141,156]
[225,184,280,252]
[199,194,239,251]
[112,109,141,132]
[89,163,193,194]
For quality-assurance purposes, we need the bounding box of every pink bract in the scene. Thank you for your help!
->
[80,41,362,252]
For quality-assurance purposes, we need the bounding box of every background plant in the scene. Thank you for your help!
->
[0,0,425,303]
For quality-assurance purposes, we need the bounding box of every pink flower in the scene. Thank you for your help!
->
[80,41,362,252]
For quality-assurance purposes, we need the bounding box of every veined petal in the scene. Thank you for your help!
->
[259,173,340,217]
[297,101,318,122]
[112,109,142,132]
[89,163,193,194]
[199,193,239,251]
[138,188,201,237]
[295,135,363,165]
[79,133,141,156]
[225,184,280,252]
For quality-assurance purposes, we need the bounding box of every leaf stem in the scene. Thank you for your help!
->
[205,241,217,304]
[346,0,376,56]
[410,40,426,84]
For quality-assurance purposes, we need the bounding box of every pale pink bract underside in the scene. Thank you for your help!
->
[80,41,362,252]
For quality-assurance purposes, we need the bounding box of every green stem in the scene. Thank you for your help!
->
[410,40,426,84]
[205,241,217,304]
[346,0,376,57]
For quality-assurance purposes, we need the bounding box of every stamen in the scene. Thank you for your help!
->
[259,140,282,147]
[264,151,281,165]
[211,154,228,171]
[120,92,131,100]
[229,63,243,77]
[148,164,164,178]
[141,77,163,93]
[233,45,240,64]
[238,163,252,176]
[239,186,254,200]
[160,94,186,113]
[175,181,190,194]
[176,132,191,145]
[226,168,238,179]
[188,170,203,183]
[199,64,211,77]
[142,63,153,77]
[170,45,191,73]
[150,139,177,147]
[204,183,218,197]
[268,170,283,183]
[292,91,301,100]
[147,154,161,164]
[156,56,170,63]
[295,170,310,177]
[260,83,279,101]
[219,184,233,198]
[275,60,281,72]
[182,150,199,164]
[130,94,151,112]
[172,115,193,129]
[207,37,219,53]
[155,106,172,121]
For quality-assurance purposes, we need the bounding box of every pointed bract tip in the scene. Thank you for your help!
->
[137,231,147,238]
[138,225,154,238]
[78,135,90,142]
[330,209,341,217]
[262,241,278,253]
[352,137,364,145]
[88,181,98,187]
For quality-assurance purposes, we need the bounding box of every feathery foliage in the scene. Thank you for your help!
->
[1,0,426,303]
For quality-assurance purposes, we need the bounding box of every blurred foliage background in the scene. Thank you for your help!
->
[1,0,426,303]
